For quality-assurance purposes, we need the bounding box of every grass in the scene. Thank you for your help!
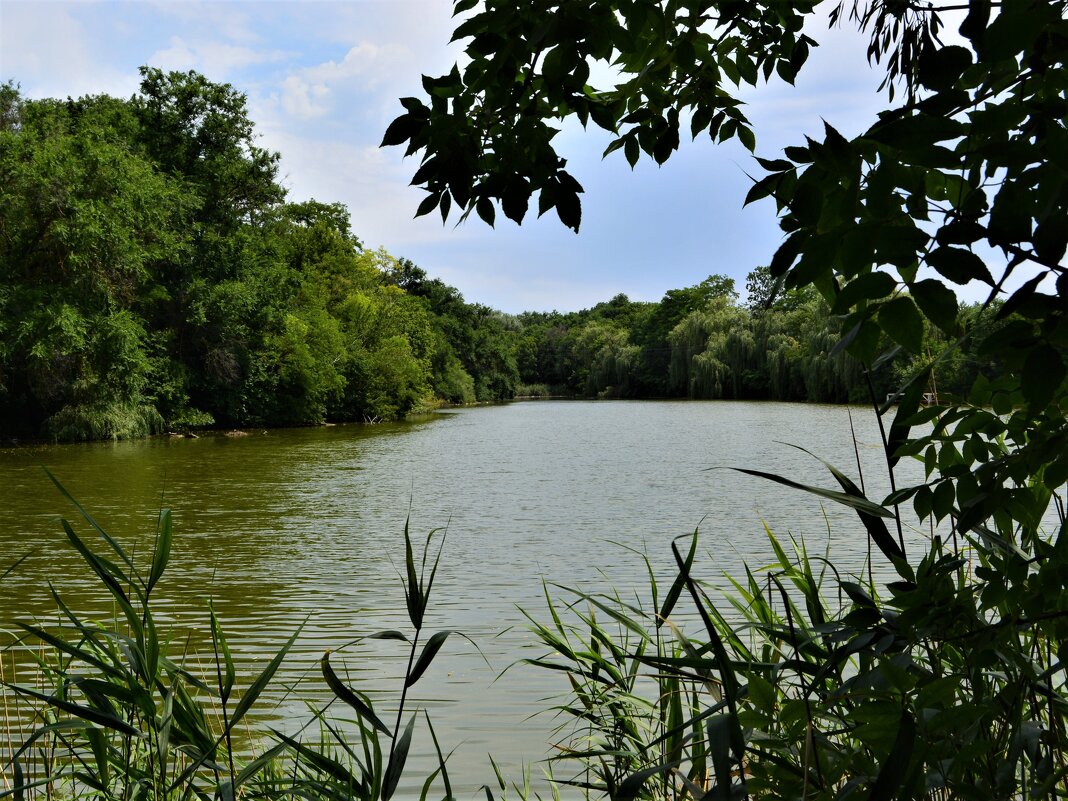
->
[0,471,456,801]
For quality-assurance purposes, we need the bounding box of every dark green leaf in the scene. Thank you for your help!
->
[415,192,440,218]
[556,187,582,232]
[501,180,530,225]
[381,114,419,147]
[910,279,959,332]
[321,652,392,736]
[833,271,897,313]
[475,196,495,226]
[406,630,452,687]
[870,709,916,801]
[926,246,994,285]
[878,296,924,353]
[1022,345,1066,411]
[738,125,755,153]
[1034,218,1068,264]
[383,714,417,801]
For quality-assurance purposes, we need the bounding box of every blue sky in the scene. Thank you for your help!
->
[2,1,892,313]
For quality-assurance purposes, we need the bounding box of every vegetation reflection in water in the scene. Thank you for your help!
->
[1,401,921,796]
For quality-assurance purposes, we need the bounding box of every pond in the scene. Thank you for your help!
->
[0,400,930,798]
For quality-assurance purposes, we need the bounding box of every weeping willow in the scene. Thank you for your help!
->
[798,316,865,402]
[669,299,751,399]
[45,402,164,441]
[589,343,640,397]
[670,295,865,402]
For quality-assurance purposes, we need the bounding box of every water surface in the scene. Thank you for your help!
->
[1,400,930,797]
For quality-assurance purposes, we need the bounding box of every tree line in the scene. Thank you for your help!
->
[512,271,1003,404]
[0,70,1005,442]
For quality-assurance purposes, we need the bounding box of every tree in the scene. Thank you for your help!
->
[0,89,193,438]
[387,1,1068,797]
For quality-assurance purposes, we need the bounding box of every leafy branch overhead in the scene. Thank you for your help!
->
[382,1,820,231]
[388,0,1068,536]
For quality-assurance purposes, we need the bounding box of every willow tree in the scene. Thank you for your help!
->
[668,296,748,398]
[386,1,1068,797]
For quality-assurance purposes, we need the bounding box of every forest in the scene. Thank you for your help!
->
[0,70,1005,442]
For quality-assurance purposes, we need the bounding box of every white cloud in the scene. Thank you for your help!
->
[279,74,331,118]
[262,129,465,248]
[270,40,412,120]
[0,1,136,99]
[148,1,261,45]
[304,41,408,87]
[147,36,289,78]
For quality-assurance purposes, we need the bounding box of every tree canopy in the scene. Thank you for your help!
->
[0,72,526,439]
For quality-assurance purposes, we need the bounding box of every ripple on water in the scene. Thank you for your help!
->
[1,401,990,797]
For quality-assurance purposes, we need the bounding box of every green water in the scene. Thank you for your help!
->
[0,400,926,797]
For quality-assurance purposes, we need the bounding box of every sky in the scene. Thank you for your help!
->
[1,0,894,313]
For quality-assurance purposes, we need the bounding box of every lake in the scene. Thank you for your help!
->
[0,400,931,797]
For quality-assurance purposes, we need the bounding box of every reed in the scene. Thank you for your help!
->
[0,471,455,801]
[517,377,1068,800]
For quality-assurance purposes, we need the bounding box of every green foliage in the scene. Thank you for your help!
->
[0,74,525,440]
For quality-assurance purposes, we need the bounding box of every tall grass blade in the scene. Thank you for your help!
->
[781,443,905,562]
[43,467,136,573]
[5,720,93,766]
[706,713,734,795]
[1,553,30,582]
[869,709,916,801]
[227,624,302,731]
[209,602,236,702]
[424,711,453,801]
[15,622,124,679]
[86,727,109,788]
[12,758,24,801]
[723,467,895,519]
[272,729,360,786]
[659,528,697,627]
[369,630,410,643]
[147,508,172,596]
[383,714,416,801]
[321,652,391,736]
[60,519,133,604]
[404,517,423,629]
[615,759,683,801]
[7,684,140,736]
[234,743,287,786]
[670,534,746,784]
[420,528,447,615]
